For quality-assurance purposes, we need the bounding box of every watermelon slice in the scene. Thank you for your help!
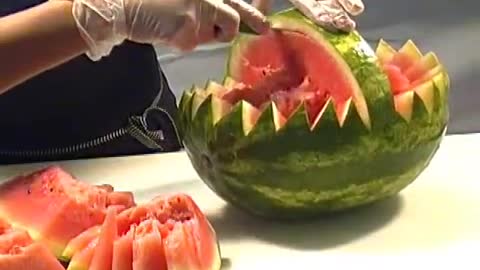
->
[0,166,136,258]
[89,207,117,270]
[0,217,64,270]
[132,219,168,270]
[63,193,221,270]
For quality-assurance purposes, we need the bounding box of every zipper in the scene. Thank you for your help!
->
[0,128,128,158]
[0,77,181,159]
[0,109,181,159]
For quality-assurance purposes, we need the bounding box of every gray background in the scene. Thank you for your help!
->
[155,0,480,134]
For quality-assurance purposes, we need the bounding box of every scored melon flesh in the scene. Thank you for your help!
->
[376,39,447,120]
[383,64,411,95]
[404,52,439,81]
[164,222,201,270]
[64,193,221,270]
[89,207,117,270]
[132,219,167,270]
[410,65,444,88]
[227,29,363,130]
[112,228,134,270]
[390,52,418,71]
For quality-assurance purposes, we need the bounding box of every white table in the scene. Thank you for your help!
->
[1,133,479,269]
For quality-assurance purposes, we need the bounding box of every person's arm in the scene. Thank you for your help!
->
[0,0,88,94]
[0,0,269,95]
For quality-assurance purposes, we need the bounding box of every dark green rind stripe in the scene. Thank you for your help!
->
[182,84,446,218]
[202,140,440,218]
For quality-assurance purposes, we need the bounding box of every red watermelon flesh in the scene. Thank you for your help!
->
[61,226,101,260]
[222,30,444,127]
[132,219,168,270]
[0,218,64,270]
[373,42,445,121]
[383,64,410,95]
[89,207,117,270]
[225,30,354,127]
[380,51,440,96]
[67,238,98,270]
[64,193,221,270]
[390,52,416,71]
[0,166,136,258]
[112,228,134,270]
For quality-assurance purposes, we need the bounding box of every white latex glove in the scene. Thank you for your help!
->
[253,0,364,32]
[72,0,270,61]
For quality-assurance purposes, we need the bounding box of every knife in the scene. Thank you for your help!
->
[239,21,283,35]
[238,22,260,35]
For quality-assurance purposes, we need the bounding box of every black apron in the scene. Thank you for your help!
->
[0,0,182,165]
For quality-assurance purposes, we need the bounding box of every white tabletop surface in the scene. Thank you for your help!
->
[0,133,479,269]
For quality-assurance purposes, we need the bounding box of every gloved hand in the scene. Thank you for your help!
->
[253,0,364,32]
[71,0,270,61]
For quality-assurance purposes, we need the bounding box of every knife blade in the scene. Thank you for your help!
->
[238,22,260,35]
[239,22,283,35]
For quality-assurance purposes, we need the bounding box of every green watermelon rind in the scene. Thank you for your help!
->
[179,9,450,218]
[180,78,447,217]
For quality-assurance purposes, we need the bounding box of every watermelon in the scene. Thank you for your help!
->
[0,217,65,270]
[0,166,136,258]
[63,193,222,270]
[177,8,450,219]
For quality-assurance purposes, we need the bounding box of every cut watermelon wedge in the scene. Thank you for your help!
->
[89,207,117,270]
[0,218,64,270]
[0,166,136,259]
[63,194,221,270]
